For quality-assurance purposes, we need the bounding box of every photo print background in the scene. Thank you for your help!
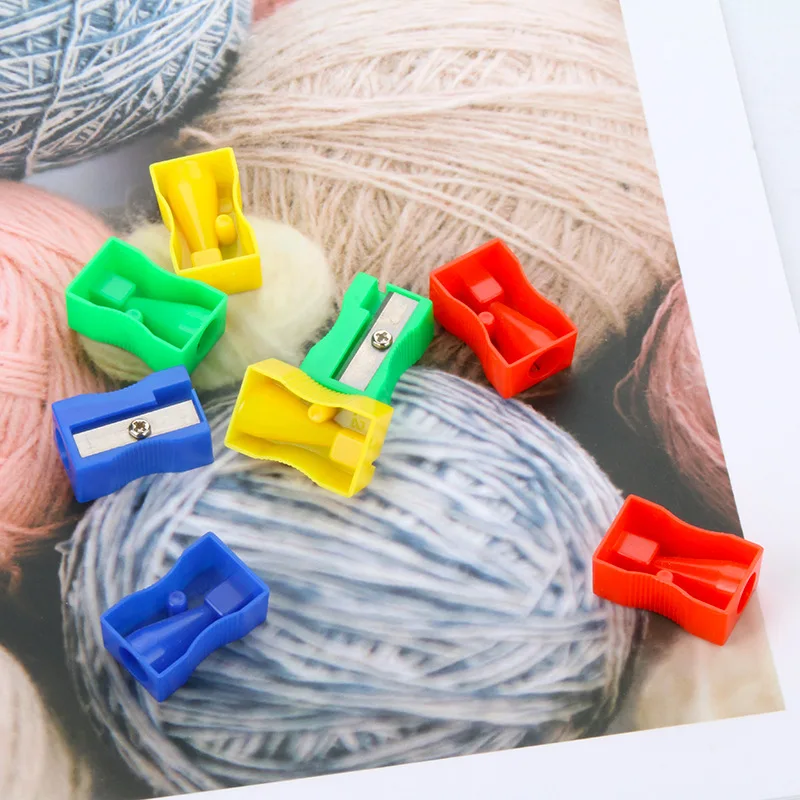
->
[0,0,782,798]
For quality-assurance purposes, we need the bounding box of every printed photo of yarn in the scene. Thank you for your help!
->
[0,0,784,798]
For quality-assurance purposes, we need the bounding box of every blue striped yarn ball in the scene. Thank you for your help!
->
[60,369,638,795]
[0,0,251,177]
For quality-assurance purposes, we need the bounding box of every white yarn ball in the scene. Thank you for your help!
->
[180,0,678,386]
[0,645,91,800]
[78,218,336,390]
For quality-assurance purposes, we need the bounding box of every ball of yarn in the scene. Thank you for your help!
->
[614,280,738,522]
[0,182,109,584]
[61,368,637,795]
[635,603,782,729]
[0,645,91,800]
[180,0,678,387]
[0,0,250,178]
[78,218,336,391]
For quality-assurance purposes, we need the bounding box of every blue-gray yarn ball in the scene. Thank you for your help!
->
[0,0,251,178]
[60,368,638,795]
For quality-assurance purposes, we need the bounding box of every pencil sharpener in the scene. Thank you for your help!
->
[150,147,261,294]
[66,237,227,374]
[51,366,213,502]
[430,239,577,398]
[102,532,269,701]
[301,272,434,404]
[225,358,393,497]
[593,496,763,645]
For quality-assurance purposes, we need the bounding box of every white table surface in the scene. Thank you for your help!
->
[721,0,800,326]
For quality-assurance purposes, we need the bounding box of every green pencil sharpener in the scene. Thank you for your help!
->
[66,237,227,374]
[301,272,434,405]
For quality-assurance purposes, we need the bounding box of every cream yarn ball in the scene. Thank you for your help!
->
[180,0,679,385]
[78,218,336,390]
[0,645,91,800]
[634,602,783,728]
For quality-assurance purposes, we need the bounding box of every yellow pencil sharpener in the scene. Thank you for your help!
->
[150,147,261,294]
[225,359,394,497]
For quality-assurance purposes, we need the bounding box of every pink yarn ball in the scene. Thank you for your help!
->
[253,0,292,21]
[0,182,110,585]
[615,280,738,523]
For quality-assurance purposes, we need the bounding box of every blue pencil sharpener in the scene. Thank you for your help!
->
[51,365,213,502]
[101,532,270,701]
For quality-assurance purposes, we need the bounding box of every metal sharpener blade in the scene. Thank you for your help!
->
[73,400,201,458]
[336,292,419,392]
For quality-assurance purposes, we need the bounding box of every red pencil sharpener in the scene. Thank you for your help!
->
[593,496,763,645]
[429,239,577,398]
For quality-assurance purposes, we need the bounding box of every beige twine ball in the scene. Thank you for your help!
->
[78,218,335,390]
[634,601,783,728]
[0,645,91,800]
[179,0,678,386]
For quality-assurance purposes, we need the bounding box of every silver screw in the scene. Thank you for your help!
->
[371,329,393,351]
[128,418,151,440]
